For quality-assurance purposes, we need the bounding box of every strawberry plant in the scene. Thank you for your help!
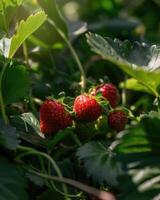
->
[0,1,160,200]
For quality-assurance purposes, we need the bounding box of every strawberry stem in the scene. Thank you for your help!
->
[47,18,86,92]
[17,145,70,199]
[26,169,116,200]
[122,75,127,106]
[0,60,9,124]
[70,132,82,147]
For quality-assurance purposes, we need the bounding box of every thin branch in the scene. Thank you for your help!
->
[0,61,9,124]
[47,18,86,92]
[28,169,116,200]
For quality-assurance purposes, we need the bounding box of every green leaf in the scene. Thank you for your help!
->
[114,112,160,199]
[10,115,45,148]
[120,78,153,94]
[31,0,68,48]
[38,0,68,38]
[2,64,30,104]
[117,173,160,200]
[21,112,43,137]
[0,158,28,200]
[0,0,24,34]
[19,113,73,149]
[77,142,122,185]
[0,119,19,150]
[45,127,74,150]
[8,11,47,58]
[115,112,160,154]
[19,112,46,147]
[0,0,23,10]
[86,33,160,96]
[19,132,45,148]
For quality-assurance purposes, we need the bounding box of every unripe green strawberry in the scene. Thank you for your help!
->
[108,110,127,132]
[40,99,72,135]
[75,121,97,140]
[95,115,108,134]
[73,94,102,122]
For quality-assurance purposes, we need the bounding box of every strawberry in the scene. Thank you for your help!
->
[93,83,120,108]
[40,99,72,135]
[108,110,127,132]
[73,94,102,122]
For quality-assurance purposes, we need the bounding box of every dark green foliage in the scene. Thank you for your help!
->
[2,64,30,104]
[77,142,122,185]
[114,112,160,199]
[0,1,160,200]
[0,158,28,200]
[0,119,19,150]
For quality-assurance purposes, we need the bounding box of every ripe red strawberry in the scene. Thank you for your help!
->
[108,110,127,132]
[93,83,120,108]
[40,99,72,135]
[73,94,102,122]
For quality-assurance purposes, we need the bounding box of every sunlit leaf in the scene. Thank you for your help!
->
[120,78,152,94]
[21,112,42,137]
[86,33,160,96]
[0,0,24,33]
[0,0,23,10]
[8,11,47,58]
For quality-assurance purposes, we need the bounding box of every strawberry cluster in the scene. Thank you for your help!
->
[39,83,128,136]
[40,100,72,135]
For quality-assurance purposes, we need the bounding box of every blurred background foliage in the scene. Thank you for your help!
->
[0,1,159,199]
[1,0,159,114]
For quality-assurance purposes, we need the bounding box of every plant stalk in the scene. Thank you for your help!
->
[47,18,86,92]
[122,75,127,106]
[2,0,10,37]
[27,169,116,200]
[22,42,29,65]
[70,132,82,147]
[17,145,69,198]
[0,61,9,124]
